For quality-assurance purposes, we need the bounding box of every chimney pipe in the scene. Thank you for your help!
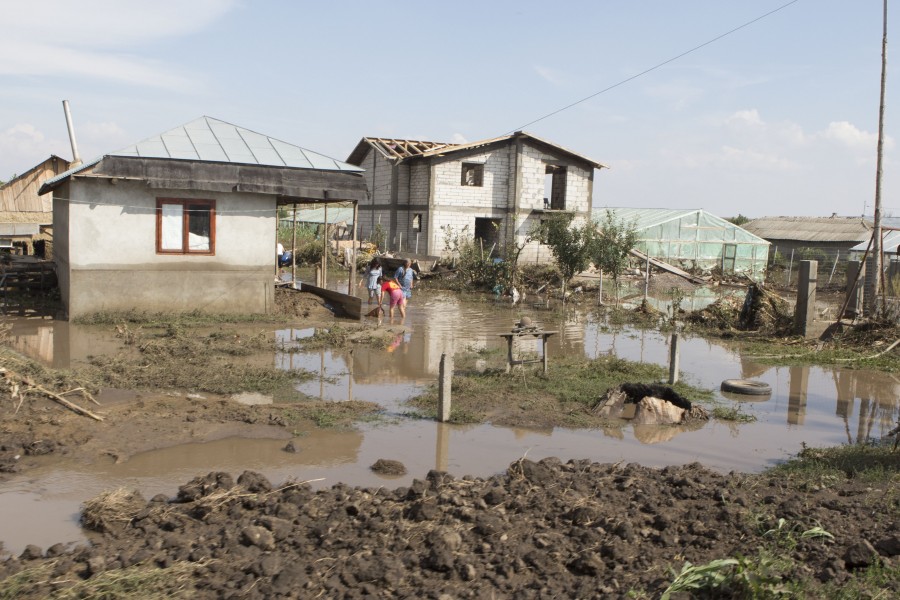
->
[62,100,82,167]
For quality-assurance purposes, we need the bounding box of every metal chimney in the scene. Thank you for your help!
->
[62,100,82,167]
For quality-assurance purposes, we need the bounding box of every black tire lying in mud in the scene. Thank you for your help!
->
[720,379,772,396]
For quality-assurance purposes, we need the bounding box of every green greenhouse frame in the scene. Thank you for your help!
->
[594,208,770,281]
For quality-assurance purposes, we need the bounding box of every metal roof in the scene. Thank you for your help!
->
[113,116,362,171]
[850,232,899,253]
[743,216,871,243]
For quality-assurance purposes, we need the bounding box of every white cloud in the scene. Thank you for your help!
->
[450,133,468,144]
[0,0,237,90]
[0,124,70,176]
[726,109,764,127]
[534,65,564,85]
[819,121,888,150]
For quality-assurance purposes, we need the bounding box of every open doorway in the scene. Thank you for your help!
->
[543,165,567,210]
[474,217,502,256]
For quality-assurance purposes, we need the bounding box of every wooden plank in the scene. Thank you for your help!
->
[628,248,708,285]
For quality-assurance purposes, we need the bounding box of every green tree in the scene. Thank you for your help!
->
[726,214,751,226]
[537,213,597,300]
[593,209,638,305]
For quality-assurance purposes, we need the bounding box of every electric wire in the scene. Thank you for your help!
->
[507,0,802,133]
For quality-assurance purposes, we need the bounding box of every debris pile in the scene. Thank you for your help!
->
[593,382,709,426]
[688,284,792,334]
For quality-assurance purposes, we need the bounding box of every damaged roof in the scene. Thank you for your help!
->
[346,131,606,169]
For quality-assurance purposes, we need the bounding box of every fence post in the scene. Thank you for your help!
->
[438,353,453,422]
[668,333,680,384]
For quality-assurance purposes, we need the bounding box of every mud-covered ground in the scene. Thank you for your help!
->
[2,285,899,597]
[1,450,898,599]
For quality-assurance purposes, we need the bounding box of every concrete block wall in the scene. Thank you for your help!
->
[433,150,510,211]
[518,143,592,213]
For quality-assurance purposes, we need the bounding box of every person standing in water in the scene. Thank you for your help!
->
[360,258,382,304]
[378,275,405,319]
[393,259,415,305]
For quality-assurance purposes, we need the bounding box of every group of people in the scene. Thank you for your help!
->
[361,258,415,318]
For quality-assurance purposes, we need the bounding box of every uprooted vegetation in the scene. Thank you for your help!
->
[686,283,793,335]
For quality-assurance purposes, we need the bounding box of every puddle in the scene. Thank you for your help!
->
[1,287,898,555]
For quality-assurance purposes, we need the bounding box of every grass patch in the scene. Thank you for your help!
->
[768,441,900,485]
[711,403,757,423]
[276,401,382,430]
[408,353,712,429]
[740,338,900,373]
[74,309,283,327]
[0,560,200,599]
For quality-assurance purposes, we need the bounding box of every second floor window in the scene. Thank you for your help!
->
[461,163,484,187]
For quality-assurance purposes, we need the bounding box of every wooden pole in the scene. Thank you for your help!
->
[291,203,297,285]
[349,201,358,295]
[322,204,329,289]
[867,0,888,316]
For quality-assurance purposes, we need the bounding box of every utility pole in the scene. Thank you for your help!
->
[866,0,888,317]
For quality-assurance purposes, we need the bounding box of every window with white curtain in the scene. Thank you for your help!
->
[156,199,215,255]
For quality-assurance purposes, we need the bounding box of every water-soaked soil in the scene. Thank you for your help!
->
[1,457,897,598]
[2,283,899,596]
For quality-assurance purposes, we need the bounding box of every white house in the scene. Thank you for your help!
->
[345,132,606,263]
[39,116,367,318]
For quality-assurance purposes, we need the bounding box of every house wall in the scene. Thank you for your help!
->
[52,180,71,311]
[356,149,394,249]
[429,148,512,254]
[516,142,594,264]
[61,179,275,318]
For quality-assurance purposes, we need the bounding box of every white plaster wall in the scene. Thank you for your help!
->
[68,179,274,268]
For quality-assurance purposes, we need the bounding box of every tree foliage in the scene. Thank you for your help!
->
[726,214,751,226]
[593,210,639,304]
[536,213,598,299]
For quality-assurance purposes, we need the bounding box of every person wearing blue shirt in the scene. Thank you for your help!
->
[394,259,415,304]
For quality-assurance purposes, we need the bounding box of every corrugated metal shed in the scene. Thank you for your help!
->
[743,216,870,243]
[594,207,769,280]
[114,116,362,172]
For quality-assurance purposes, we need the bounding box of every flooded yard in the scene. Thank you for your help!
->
[1,288,898,554]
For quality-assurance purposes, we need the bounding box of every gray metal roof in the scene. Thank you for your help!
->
[113,116,362,172]
[743,216,871,243]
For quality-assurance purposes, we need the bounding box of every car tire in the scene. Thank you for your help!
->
[720,379,772,396]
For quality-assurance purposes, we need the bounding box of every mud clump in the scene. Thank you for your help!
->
[2,458,896,598]
[370,458,407,476]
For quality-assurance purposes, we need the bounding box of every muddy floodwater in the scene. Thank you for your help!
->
[2,288,898,554]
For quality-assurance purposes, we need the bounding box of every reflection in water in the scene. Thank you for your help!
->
[2,289,900,555]
[788,366,809,426]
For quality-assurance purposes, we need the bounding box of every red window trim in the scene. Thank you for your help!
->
[156,198,216,255]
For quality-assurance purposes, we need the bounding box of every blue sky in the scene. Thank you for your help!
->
[1,0,895,218]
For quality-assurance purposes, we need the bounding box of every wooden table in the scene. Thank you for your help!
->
[498,330,558,374]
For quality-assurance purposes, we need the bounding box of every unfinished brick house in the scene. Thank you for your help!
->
[345,132,605,263]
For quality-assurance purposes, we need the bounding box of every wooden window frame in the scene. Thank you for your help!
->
[156,198,216,255]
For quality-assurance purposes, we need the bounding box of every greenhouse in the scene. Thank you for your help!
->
[594,207,770,280]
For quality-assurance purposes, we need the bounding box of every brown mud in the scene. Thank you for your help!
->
[1,454,898,599]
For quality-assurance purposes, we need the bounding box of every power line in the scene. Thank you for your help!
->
[507,0,802,134]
